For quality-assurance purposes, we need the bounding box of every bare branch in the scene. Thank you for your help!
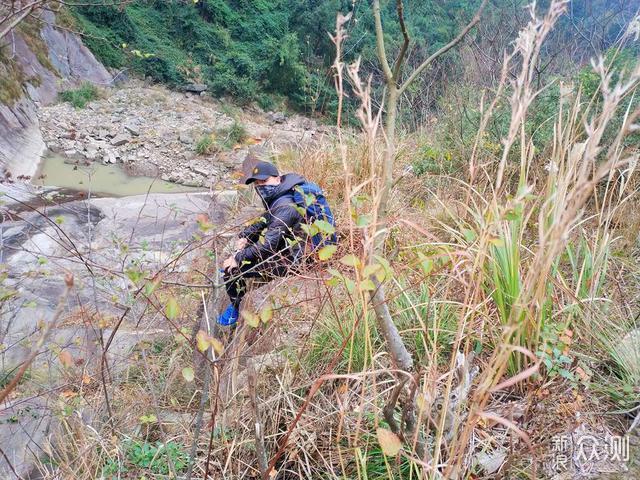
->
[398,0,488,96]
[392,0,410,83]
[0,1,41,40]
[372,0,394,82]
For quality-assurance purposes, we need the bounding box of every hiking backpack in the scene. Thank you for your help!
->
[292,181,337,249]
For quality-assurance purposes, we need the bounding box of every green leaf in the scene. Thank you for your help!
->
[318,245,337,261]
[359,279,376,291]
[165,297,179,320]
[313,219,335,235]
[373,255,392,281]
[462,228,476,243]
[325,276,341,287]
[260,304,273,323]
[126,268,144,284]
[182,367,194,382]
[301,223,319,236]
[140,414,157,424]
[242,310,260,328]
[363,263,382,278]
[339,254,361,268]
[503,209,520,221]
[417,252,434,276]
[558,369,574,380]
[356,214,371,227]
[144,278,160,296]
[344,277,355,294]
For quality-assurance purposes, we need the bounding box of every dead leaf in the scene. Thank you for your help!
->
[210,337,224,355]
[59,350,73,369]
[376,428,402,456]
[61,390,77,399]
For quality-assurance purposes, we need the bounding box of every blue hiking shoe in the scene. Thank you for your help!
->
[217,304,239,326]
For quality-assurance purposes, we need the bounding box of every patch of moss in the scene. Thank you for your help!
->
[0,49,25,105]
[54,6,77,30]
[27,75,42,88]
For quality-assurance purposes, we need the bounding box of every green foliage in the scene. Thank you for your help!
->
[257,93,276,111]
[195,134,215,155]
[412,145,457,176]
[195,120,248,154]
[72,1,310,107]
[306,307,376,373]
[219,120,248,148]
[437,44,639,164]
[59,83,99,108]
[0,50,26,105]
[306,280,455,372]
[577,47,640,147]
[536,323,576,381]
[102,439,188,477]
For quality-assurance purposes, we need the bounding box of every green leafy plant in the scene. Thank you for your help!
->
[412,145,456,176]
[102,439,188,478]
[536,323,576,381]
[59,83,99,108]
[217,120,247,149]
[195,134,215,155]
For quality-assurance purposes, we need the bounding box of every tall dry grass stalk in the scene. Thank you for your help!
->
[323,0,640,478]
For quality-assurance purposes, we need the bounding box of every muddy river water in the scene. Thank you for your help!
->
[33,153,202,196]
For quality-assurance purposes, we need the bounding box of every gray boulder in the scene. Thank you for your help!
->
[110,134,129,147]
[183,83,208,93]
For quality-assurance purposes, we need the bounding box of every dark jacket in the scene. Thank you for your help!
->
[235,174,305,267]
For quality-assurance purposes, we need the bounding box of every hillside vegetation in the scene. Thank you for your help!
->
[70,0,637,120]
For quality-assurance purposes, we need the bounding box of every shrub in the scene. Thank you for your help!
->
[217,120,247,149]
[411,145,457,176]
[257,93,275,111]
[195,134,215,155]
[59,83,99,108]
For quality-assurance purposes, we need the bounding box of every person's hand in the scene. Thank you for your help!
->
[222,256,238,271]
[235,237,248,251]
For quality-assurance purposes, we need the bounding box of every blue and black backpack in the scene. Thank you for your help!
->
[292,181,338,249]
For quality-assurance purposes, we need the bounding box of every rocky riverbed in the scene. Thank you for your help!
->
[37,80,326,188]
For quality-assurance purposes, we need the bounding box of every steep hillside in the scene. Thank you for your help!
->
[0,10,111,177]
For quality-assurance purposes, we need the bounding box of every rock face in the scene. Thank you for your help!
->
[0,97,45,178]
[0,189,235,478]
[0,11,112,178]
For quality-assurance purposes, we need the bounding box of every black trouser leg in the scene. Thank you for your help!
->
[224,268,260,309]
[223,258,293,309]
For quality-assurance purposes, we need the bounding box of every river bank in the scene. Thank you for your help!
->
[34,80,326,190]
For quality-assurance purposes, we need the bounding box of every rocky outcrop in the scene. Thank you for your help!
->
[0,189,235,478]
[0,10,112,178]
[0,96,45,178]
